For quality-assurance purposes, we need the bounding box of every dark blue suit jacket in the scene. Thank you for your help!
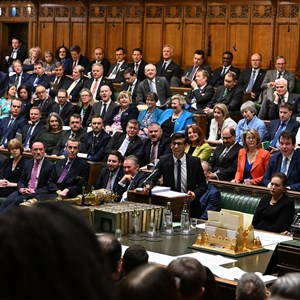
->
[95,166,125,192]
[0,71,9,97]
[82,130,111,161]
[26,73,50,93]
[9,72,31,87]
[197,183,221,220]
[261,150,300,190]
[18,121,45,148]
[210,65,240,87]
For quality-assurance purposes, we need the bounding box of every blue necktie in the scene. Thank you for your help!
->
[246,70,256,92]
[270,122,285,148]
[281,157,289,174]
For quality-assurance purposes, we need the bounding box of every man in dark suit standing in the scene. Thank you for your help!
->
[106,119,142,157]
[149,132,207,217]
[156,44,181,87]
[208,127,243,181]
[136,63,172,107]
[238,53,266,101]
[181,49,212,87]
[18,106,44,151]
[70,45,90,70]
[82,116,111,162]
[129,48,147,82]
[88,85,118,125]
[210,51,240,88]
[37,138,89,200]
[0,141,54,214]
[106,47,129,83]
[95,150,124,192]
[3,37,26,72]
[9,60,30,89]
[52,114,86,156]
[186,69,215,113]
[266,102,300,153]
[83,63,113,101]
[262,131,300,190]
[86,47,111,77]
[122,68,140,105]
[136,122,171,167]
[0,99,27,149]
[51,89,76,125]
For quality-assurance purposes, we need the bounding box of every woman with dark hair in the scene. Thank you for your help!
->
[35,112,63,155]
[17,85,31,118]
[74,88,94,128]
[252,172,295,233]
[0,139,26,197]
[232,128,270,185]
[55,45,72,75]
[0,201,116,300]
[105,91,139,134]
[43,50,56,75]
[0,84,17,119]
[185,124,211,161]
[119,264,180,300]
[137,92,163,137]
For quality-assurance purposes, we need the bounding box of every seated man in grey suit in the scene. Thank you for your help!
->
[136,63,173,108]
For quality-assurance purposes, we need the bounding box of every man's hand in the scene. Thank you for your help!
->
[57,188,69,197]
[187,190,195,200]
[203,107,213,114]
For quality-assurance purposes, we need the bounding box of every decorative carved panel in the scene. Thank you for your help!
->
[8,6,21,17]
[207,5,227,18]
[252,5,272,18]
[0,7,7,17]
[278,4,298,18]
[90,6,105,18]
[146,6,163,18]
[40,6,54,17]
[230,5,249,18]
[23,6,35,18]
[107,6,122,18]
[55,7,70,18]
[125,6,143,18]
[165,6,183,18]
[71,6,86,18]
[185,6,203,18]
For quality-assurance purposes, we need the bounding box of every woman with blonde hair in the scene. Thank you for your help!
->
[206,103,237,146]
[74,88,94,128]
[23,46,42,74]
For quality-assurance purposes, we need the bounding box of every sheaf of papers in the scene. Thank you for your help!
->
[254,230,293,250]
[152,186,189,198]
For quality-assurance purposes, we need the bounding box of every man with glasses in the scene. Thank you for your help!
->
[149,132,207,217]
[208,127,242,181]
[209,51,240,88]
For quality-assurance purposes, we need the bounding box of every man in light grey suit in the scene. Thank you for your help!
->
[88,85,118,125]
[258,56,296,119]
[136,63,173,108]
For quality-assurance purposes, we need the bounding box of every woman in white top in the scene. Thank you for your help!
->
[206,103,237,146]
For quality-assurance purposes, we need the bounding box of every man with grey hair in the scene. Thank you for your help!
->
[236,272,266,300]
[136,63,173,107]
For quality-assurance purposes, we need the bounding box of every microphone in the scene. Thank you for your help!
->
[142,168,159,185]
[76,176,94,191]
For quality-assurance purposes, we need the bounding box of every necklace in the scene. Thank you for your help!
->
[171,111,182,122]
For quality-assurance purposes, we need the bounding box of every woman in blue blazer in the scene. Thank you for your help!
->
[158,94,193,136]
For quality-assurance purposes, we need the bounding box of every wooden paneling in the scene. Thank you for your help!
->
[143,23,163,63]
[88,22,106,59]
[164,23,183,65]
[71,22,86,53]
[55,22,70,48]
[106,23,123,62]
[39,22,54,52]
[125,23,142,56]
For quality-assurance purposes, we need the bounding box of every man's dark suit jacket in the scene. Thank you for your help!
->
[83,77,114,101]
[136,76,173,106]
[63,77,86,104]
[210,142,243,181]
[155,60,181,86]
[129,60,148,81]
[210,65,241,87]
[86,59,111,76]
[26,73,50,93]
[238,68,266,100]
[9,72,30,88]
[152,154,207,217]
[105,104,139,131]
[88,101,118,125]
[3,48,26,71]
[18,121,45,148]
[44,157,89,197]
[265,118,300,142]
[51,102,76,126]
[207,84,244,112]
[72,55,90,69]
[107,61,130,83]
[186,84,215,112]
[48,75,73,97]
[106,132,142,157]
[52,128,86,156]
[135,136,171,167]
[0,71,9,98]
[268,93,300,119]
[95,166,125,191]
[115,171,149,200]
[122,80,140,105]
[32,97,55,123]
[197,183,221,220]
[261,150,300,190]
[182,65,212,81]
[82,130,111,161]
[0,115,28,147]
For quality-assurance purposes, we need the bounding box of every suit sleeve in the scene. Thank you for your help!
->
[199,188,221,220]
[227,88,244,112]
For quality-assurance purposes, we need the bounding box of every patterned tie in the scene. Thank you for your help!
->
[176,159,181,192]
[222,88,228,98]
[91,79,98,97]
[246,70,256,92]
[277,71,282,79]
[106,172,113,190]
[150,142,158,163]
[281,157,289,174]
[28,161,39,190]
[135,63,139,73]
[270,122,285,148]
[57,161,72,184]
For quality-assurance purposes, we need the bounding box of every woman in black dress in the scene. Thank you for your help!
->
[0,139,26,197]
[252,172,295,233]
